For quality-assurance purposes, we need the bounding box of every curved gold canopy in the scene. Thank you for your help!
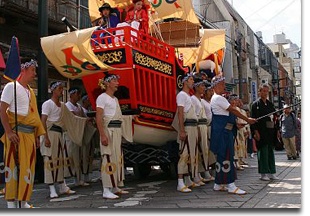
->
[41,27,113,79]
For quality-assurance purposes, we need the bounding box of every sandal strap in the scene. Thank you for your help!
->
[179,186,191,192]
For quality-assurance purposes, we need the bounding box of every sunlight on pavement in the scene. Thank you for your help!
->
[50,194,86,202]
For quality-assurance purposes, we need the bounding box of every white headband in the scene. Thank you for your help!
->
[228,95,239,101]
[212,76,225,86]
[21,59,38,70]
[104,74,120,83]
[182,73,194,83]
[193,81,204,88]
[204,80,213,90]
[69,89,79,95]
[50,81,63,91]
[82,95,88,101]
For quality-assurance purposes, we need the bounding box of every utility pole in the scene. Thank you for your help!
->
[38,0,48,107]
[36,0,48,183]
[236,33,243,99]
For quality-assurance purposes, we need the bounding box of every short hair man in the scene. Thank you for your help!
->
[172,73,199,193]
[96,73,129,199]
[251,84,279,181]
[0,58,45,208]
[64,87,89,187]
[210,75,255,195]
[41,81,76,199]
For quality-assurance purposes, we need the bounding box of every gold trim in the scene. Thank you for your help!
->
[139,105,174,118]
[134,117,175,131]
[134,52,172,75]
[96,50,123,64]
[104,162,117,175]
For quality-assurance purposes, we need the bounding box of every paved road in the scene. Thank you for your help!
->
[0,150,301,208]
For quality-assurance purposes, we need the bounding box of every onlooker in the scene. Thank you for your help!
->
[251,84,279,181]
[278,104,298,160]
[273,113,284,151]
[295,112,301,157]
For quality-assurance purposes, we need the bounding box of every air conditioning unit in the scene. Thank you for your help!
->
[261,78,268,84]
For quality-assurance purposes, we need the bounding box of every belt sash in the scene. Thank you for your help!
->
[50,125,63,133]
[13,124,35,133]
[108,120,122,128]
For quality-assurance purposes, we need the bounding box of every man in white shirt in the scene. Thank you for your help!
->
[172,73,199,193]
[0,58,45,208]
[65,87,89,187]
[79,94,96,183]
[96,73,129,199]
[190,77,209,186]
[201,80,216,181]
[41,81,76,198]
[210,75,256,195]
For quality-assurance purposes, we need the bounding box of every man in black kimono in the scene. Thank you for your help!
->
[251,84,279,181]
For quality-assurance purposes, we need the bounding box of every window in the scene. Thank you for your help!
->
[80,7,91,28]
[275,52,279,58]
[294,66,301,73]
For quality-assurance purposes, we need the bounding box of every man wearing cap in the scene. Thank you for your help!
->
[0,58,45,208]
[40,81,76,199]
[171,73,199,193]
[210,75,256,195]
[96,73,129,199]
[278,104,298,160]
[201,80,216,181]
[97,3,120,29]
[251,84,279,181]
[64,87,89,187]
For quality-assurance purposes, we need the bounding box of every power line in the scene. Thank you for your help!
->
[244,0,278,19]
[255,0,296,31]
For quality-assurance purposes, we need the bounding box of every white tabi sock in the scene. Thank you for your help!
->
[204,171,212,179]
[7,201,17,208]
[185,175,200,187]
[227,182,237,190]
[194,176,202,183]
[20,201,31,208]
[177,178,185,187]
[49,184,58,198]
[184,175,194,186]
[102,187,119,199]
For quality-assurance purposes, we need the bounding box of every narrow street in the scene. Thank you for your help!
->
[0,150,301,208]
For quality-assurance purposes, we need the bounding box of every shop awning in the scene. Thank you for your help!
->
[0,50,5,69]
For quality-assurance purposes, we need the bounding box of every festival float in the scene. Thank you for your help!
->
[40,0,226,178]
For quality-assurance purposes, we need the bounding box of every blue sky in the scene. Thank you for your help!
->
[229,0,301,47]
